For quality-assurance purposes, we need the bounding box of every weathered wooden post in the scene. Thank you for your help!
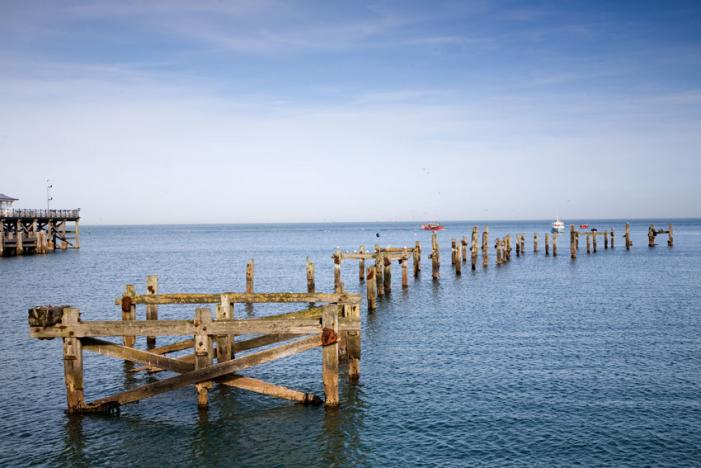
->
[383,255,392,294]
[454,241,462,275]
[366,267,377,311]
[592,232,597,253]
[470,227,478,270]
[375,247,384,297]
[586,233,591,254]
[668,224,674,247]
[552,232,558,257]
[306,258,315,293]
[516,234,521,257]
[246,259,255,294]
[505,235,511,261]
[62,307,85,413]
[610,229,615,248]
[604,231,609,249]
[74,220,80,249]
[61,220,68,250]
[431,233,440,280]
[194,307,214,410]
[347,303,361,381]
[401,248,409,287]
[47,220,55,251]
[333,250,343,293]
[413,241,421,277]
[122,285,136,348]
[482,226,489,268]
[625,223,632,250]
[0,222,4,256]
[146,275,159,348]
[545,233,550,256]
[569,225,576,259]
[216,294,233,362]
[533,232,538,253]
[16,220,23,255]
[451,239,457,266]
[358,245,366,283]
[648,225,656,247]
[495,237,502,265]
[321,306,339,407]
[461,237,468,264]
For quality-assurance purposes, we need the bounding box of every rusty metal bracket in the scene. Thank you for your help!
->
[321,328,338,346]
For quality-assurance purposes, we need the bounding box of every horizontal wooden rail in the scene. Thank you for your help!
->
[116,292,360,306]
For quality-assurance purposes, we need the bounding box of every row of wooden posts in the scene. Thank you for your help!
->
[0,218,78,256]
[28,222,673,415]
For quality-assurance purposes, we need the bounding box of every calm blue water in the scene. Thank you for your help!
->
[1,219,700,466]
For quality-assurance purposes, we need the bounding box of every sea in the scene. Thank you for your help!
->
[1,219,699,467]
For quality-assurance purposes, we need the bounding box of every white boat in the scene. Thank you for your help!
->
[551,217,565,233]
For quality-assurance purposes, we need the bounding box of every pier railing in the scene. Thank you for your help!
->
[0,208,80,218]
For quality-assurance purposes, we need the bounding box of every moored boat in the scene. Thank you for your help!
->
[551,218,565,233]
[421,223,444,231]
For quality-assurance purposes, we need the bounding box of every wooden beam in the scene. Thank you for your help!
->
[84,334,322,411]
[321,306,339,407]
[120,292,359,306]
[82,337,194,373]
[219,375,321,404]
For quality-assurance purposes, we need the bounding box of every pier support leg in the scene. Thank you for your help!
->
[366,267,376,311]
[194,308,213,410]
[61,219,67,250]
[413,241,421,277]
[610,229,615,248]
[383,256,392,294]
[74,220,80,249]
[358,245,365,283]
[122,285,136,348]
[306,258,315,293]
[482,227,489,267]
[375,249,384,298]
[552,232,558,257]
[668,224,674,247]
[648,224,656,247]
[401,249,409,287]
[592,232,597,253]
[16,220,23,255]
[62,308,85,413]
[333,251,343,293]
[216,295,233,362]
[0,222,4,256]
[586,234,591,254]
[321,306,339,407]
[246,259,255,294]
[347,304,361,381]
[431,233,440,279]
[545,233,550,256]
[625,223,632,250]
[146,275,159,348]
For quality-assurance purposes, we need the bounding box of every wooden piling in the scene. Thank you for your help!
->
[62,307,85,413]
[592,232,597,253]
[366,267,376,311]
[610,229,615,249]
[471,227,478,270]
[61,220,67,250]
[461,237,468,264]
[306,258,315,293]
[482,226,489,268]
[358,245,366,283]
[194,307,214,409]
[375,247,384,297]
[604,231,609,249]
[401,248,409,286]
[451,239,457,266]
[0,222,4,256]
[625,223,632,250]
[246,259,255,294]
[516,235,521,257]
[321,306,339,407]
[122,285,136,347]
[454,240,462,275]
[668,224,674,247]
[586,233,591,254]
[431,233,440,280]
[383,255,392,294]
[495,237,502,265]
[413,241,421,277]
[648,224,656,247]
[570,225,576,259]
[216,295,233,362]
[347,304,361,381]
[333,250,343,293]
[146,275,159,348]
[533,232,538,253]
[16,220,23,255]
[552,232,558,257]
[545,233,550,256]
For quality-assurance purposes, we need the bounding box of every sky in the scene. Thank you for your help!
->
[1,0,700,224]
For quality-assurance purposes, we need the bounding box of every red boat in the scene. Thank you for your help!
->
[421,223,445,231]
[579,224,589,229]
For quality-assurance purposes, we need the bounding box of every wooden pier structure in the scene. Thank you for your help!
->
[27,221,675,416]
[1,208,80,256]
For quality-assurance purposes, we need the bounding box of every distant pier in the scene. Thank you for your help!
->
[0,208,80,256]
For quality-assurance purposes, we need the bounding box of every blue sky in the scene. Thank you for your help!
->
[1,0,700,223]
